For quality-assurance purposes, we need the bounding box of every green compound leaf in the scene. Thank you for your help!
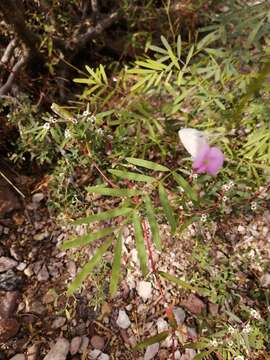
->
[108,169,156,183]
[67,237,112,295]
[144,195,162,250]
[60,227,115,250]
[86,185,141,197]
[173,172,198,203]
[159,271,196,291]
[133,331,169,350]
[73,207,133,225]
[133,212,148,276]
[109,231,122,297]
[126,157,170,172]
[158,184,176,234]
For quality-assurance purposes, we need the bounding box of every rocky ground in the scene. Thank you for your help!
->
[0,175,269,360]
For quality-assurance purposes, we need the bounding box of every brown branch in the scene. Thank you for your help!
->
[73,10,120,52]
[91,0,99,16]
[0,0,43,64]
[0,39,17,67]
[0,56,26,95]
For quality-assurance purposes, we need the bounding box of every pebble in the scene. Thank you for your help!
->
[24,266,34,277]
[16,262,27,271]
[70,336,82,355]
[98,354,109,360]
[180,348,197,360]
[78,335,89,354]
[0,291,19,319]
[88,350,101,359]
[0,318,20,342]
[0,257,18,272]
[66,260,76,278]
[32,193,45,203]
[181,294,206,315]
[0,269,22,290]
[27,343,39,360]
[28,301,46,315]
[208,302,219,316]
[237,225,245,234]
[43,338,70,360]
[173,307,186,325]
[260,273,270,287]
[90,335,105,350]
[37,264,49,281]
[144,343,159,360]
[33,231,49,241]
[137,281,152,302]
[42,290,57,304]
[156,318,169,332]
[159,349,169,360]
[52,317,66,329]
[9,355,25,360]
[116,310,131,329]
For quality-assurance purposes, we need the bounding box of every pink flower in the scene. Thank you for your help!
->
[192,144,224,176]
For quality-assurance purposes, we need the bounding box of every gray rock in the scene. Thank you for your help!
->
[27,301,46,315]
[0,291,19,319]
[116,310,131,329]
[0,270,23,290]
[180,348,197,360]
[260,273,270,287]
[43,338,69,360]
[9,355,25,360]
[78,335,89,354]
[52,317,66,329]
[144,343,159,360]
[37,264,49,282]
[0,257,18,272]
[90,335,105,350]
[173,307,186,325]
[70,337,82,355]
[98,354,109,360]
[32,193,45,203]
[33,231,49,241]
[27,343,39,360]
[88,350,101,359]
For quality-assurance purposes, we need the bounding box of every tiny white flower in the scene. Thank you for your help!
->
[228,340,234,347]
[251,202,257,211]
[43,122,50,129]
[82,110,90,117]
[72,118,78,124]
[222,196,228,202]
[209,339,218,347]
[200,214,208,222]
[250,309,261,320]
[64,129,71,139]
[234,356,244,360]
[97,128,103,135]
[192,173,198,180]
[228,325,237,335]
[89,115,96,123]
[51,116,58,123]
[222,184,230,192]
[243,323,251,334]
[228,180,234,189]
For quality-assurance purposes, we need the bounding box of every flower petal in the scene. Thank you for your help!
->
[206,147,224,175]
[192,144,210,169]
